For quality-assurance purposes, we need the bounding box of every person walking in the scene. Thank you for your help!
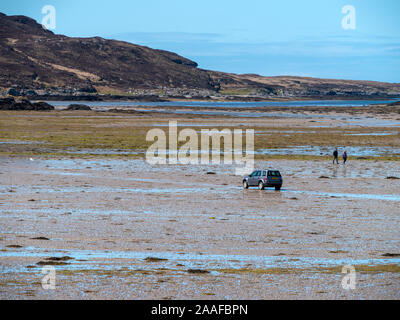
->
[333,148,339,164]
[342,149,348,164]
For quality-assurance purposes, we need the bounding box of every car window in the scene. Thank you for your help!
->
[250,171,256,177]
[268,171,281,177]
[262,171,267,176]
[255,171,261,176]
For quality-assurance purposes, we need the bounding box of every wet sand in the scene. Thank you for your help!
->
[1,157,399,299]
[1,104,400,299]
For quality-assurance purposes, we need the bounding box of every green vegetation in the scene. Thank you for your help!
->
[0,110,399,161]
[216,264,400,275]
[30,264,400,280]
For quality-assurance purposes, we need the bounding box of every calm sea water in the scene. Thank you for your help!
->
[43,98,400,108]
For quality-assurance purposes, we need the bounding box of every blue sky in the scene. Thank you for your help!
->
[1,0,400,82]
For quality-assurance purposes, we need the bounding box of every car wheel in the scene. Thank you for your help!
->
[258,181,265,190]
[275,186,281,191]
[243,181,249,189]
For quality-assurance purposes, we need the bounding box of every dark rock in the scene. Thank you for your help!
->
[45,256,74,261]
[7,88,20,96]
[0,98,54,111]
[25,89,37,96]
[0,99,33,110]
[32,101,54,110]
[13,99,34,110]
[382,253,400,257]
[386,176,400,180]
[319,176,330,179]
[187,269,210,274]
[307,232,323,235]
[36,260,70,266]
[66,104,92,111]
[30,237,50,240]
[144,257,168,262]
[0,97,15,107]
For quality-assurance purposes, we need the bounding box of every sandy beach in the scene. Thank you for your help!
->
[0,105,399,299]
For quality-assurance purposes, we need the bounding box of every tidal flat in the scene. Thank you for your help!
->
[0,105,399,299]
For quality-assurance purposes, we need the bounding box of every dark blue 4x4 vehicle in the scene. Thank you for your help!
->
[243,170,283,191]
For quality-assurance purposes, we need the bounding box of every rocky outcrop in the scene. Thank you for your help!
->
[0,97,15,108]
[65,104,92,111]
[32,101,55,110]
[0,97,54,110]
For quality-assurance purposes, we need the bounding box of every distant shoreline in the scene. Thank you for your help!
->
[26,94,400,103]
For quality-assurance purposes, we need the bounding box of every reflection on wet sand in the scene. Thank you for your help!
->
[1,154,400,299]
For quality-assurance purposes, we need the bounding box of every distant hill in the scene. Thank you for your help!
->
[1,12,399,99]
